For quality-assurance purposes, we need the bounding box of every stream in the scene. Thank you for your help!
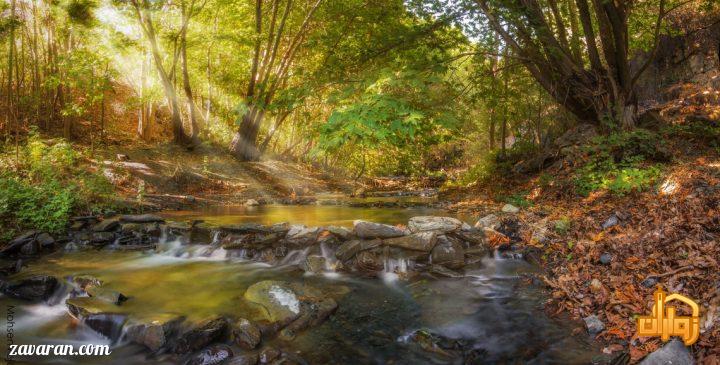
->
[1,202,601,364]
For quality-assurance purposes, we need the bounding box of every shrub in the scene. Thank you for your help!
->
[0,133,115,241]
[573,129,666,196]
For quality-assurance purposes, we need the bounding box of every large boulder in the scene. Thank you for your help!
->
[173,317,230,354]
[383,232,438,252]
[638,339,694,365]
[126,314,185,351]
[1,275,59,301]
[353,220,406,239]
[408,216,463,233]
[244,281,303,324]
[335,239,381,261]
[244,280,339,339]
[430,236,465,269]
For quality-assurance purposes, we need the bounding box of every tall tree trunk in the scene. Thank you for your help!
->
[180,7,201,143]
[131,0,191,146]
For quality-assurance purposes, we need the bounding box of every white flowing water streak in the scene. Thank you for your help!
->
[279,248,310,266]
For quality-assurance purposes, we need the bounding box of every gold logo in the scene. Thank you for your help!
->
[636,286,700,345]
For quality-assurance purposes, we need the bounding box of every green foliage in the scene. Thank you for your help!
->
[554,217,571,235]
[0,132,115,241]
[573,130,667,196]
[502,191,532,208]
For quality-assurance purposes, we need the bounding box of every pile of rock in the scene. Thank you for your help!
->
[182,216,490,277]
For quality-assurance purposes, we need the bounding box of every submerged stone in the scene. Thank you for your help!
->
[232,318,262,350]
[225,353,258,365]
[86,286,128,305]
[173,317,229,354]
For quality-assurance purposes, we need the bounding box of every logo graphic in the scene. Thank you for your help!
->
[636,286,700,345]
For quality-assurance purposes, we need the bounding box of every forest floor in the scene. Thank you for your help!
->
[90,142,355,210]
[443,88,720,362]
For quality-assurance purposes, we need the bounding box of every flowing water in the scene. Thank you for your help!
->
[0,203,601,364]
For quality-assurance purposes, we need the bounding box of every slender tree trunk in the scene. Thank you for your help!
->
[180,9,201,143]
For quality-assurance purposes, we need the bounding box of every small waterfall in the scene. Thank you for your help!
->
[319,241,339,271]
[279,247,310,266]
[155,236,227,260]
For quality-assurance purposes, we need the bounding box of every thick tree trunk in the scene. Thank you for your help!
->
[229,109,262,161]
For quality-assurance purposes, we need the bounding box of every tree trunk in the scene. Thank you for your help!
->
[229,109,262,161]
[132,0,191,146]
[180,18,201,143]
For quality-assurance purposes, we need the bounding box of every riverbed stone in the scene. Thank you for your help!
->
[0,230,39,256]
[85,313,128,342]
[86,286,128,305]
[126,314,185,351]
[259,347,280,364]
[222,233,282,250]
[221,223,273,234]
[383,232,437,252]
[285,225,321,245]
[185,344,234,365]
[232,318,262,350]
[0,259,22,276]
[36,232,56,249]
[501,204,520,213]
[583,314,605,335]
[92,218,121,232]
[120,214,165,223]
[20,241,39,255]
[303,255,327,273]
[408,216,463,233]
[191,222,217,244]
[474,214,500,230]
[245,199,260,206]
[225,353,258,365]
[638,339,694,365]
[335,239,381,261]
[326,226,352,240]
[1,275,59,301]
[354,251,384,273]
[353,220,406,239]
[244,280,339,337]
[90,232,116,245]
[245,281,303,324]
[173,317,230,354]
[430,236,465,269]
